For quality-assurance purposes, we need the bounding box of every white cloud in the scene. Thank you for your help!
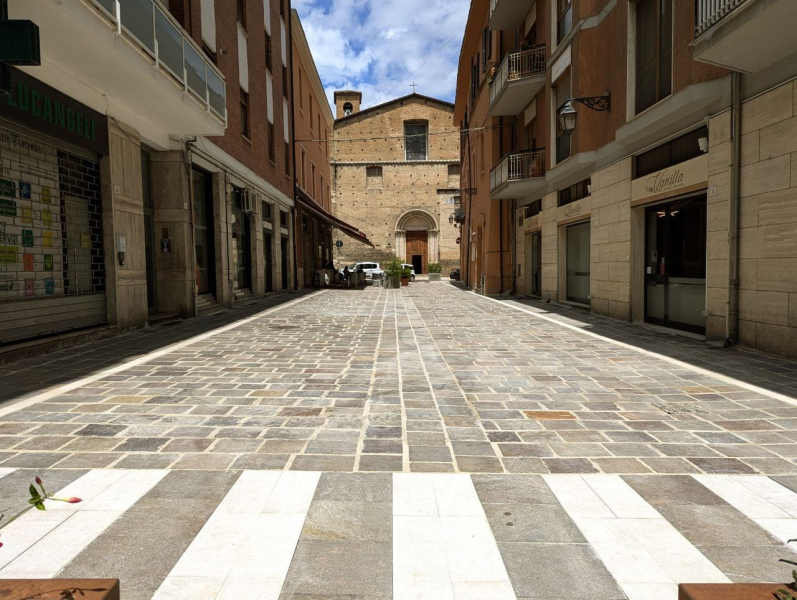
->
[295,0,469,111]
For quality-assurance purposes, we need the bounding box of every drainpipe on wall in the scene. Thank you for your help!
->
[184,142,198,318]
[725,71,742,347]
[511,198,517,295]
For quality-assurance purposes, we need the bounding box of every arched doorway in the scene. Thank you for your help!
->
[395,210,438,275]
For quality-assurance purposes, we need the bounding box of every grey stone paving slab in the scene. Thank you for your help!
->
[59,471,239,599]
[0,285,796,472]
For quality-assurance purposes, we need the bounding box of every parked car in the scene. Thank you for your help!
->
[400,264,416,282]
[449,268,460,281]
[340,262,383,279]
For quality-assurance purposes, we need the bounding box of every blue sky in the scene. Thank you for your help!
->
[293,0,470,111]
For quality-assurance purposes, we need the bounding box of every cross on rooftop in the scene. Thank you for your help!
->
[410,82,418,93]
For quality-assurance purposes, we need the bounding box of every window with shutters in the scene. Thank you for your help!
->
[265,33,272,73]
[366,166,383,188]
[404,122,428,161]
[635,0,672,114]
[268,123,276,163]
[240,88,250,139]
[237,0,246,28]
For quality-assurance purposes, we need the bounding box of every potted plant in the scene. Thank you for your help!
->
[400,267,411,286]
[428,263,442,282]
[384,257,403,289]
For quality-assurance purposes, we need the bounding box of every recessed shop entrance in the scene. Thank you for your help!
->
[524,231,541,297]
[644,195,707,335]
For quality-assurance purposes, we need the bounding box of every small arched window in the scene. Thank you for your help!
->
[343,102,353,116]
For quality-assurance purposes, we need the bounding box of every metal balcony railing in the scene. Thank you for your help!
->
[454,208,466,224]
[489,46,546,107]
[490,149,546,192]
[695,0,749,35]
[88,0,227,124]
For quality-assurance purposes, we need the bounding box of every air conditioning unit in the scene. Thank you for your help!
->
[241,189,257,214]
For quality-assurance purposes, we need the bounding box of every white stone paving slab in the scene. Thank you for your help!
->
[153,471,320,600]
[547,474,729,600]
[0,469,167,577]
[393,473,514,600]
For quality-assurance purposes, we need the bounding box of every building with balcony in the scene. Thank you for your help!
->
[330,92,461,275]
[1,0,296,349]
[291,10,372,288]
[456,0,797,359]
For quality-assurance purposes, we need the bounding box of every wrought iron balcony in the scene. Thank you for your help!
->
[489,0,535,31]
[490,150,546,200]
[489,47,546,116]
[693,0,796,73]
[696,0,748,35]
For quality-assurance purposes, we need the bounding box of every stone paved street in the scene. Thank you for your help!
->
[4,283,797,597]
[1,283,797,474]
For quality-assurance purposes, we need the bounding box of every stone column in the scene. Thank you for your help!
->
[150,150,193,319]
[395,230,406,260]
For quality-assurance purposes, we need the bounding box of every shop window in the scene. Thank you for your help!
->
[635,0,672,114]
[566,221,590,305]
[366,166,383,188]
[405,122,428,161]
[635,126,707,178]
[559,179,591,207]
[524,199,542,218]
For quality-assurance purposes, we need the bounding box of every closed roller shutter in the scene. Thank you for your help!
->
[0,123,106,345]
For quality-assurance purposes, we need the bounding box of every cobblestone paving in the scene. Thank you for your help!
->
[1,283,797,474]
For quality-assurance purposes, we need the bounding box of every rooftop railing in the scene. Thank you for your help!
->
[490,149,546,193]
[88,0,227,124]
[489,46,546,108]
[695,0,748,35]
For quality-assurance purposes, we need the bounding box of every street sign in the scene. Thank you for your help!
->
[335,240,343,248]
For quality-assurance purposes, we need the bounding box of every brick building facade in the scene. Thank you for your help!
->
[1,0,295,350]
[456,0,797,358]
[331,92,461,274]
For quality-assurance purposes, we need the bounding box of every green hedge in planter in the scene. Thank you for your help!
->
[428,262,442,273]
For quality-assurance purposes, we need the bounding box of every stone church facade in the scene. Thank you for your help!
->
[330,91,461,274]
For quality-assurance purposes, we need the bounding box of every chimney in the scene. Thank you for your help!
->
[334,90,362,119]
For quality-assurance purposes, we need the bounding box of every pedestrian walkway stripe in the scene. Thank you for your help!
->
[153,471,320,599]
[2,471,797,597]
[544,474,729,600]
[393,473,515,599]
[695,475,797,548]
[0,469,167,578]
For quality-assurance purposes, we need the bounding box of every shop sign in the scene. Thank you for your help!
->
[631,154,708,205]
[557,197,591,225]
[0,67,108,155]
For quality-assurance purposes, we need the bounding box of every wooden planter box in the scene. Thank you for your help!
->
[0,579,120,599]
[428,273,441,282]
[679,583,794,599]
